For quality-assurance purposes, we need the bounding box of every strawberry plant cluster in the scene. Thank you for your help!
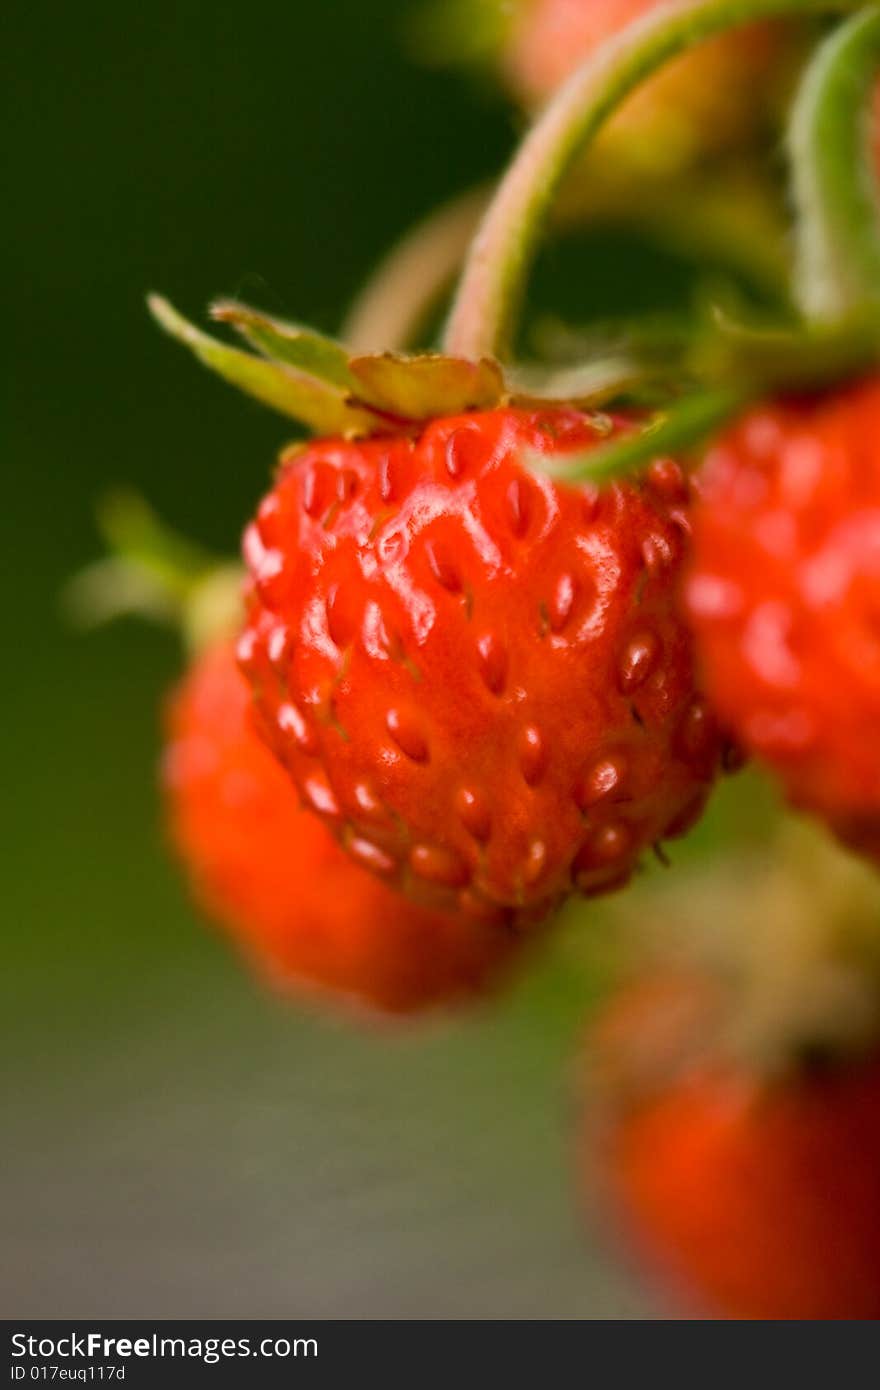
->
[87,0,880,1318]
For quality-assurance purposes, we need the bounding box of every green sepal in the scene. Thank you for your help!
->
[64,490,245,654]
[148,295,377,435]
[210,300,356,391]
[346,351,505,419]
[62,490,213,631]
[96,489,215,592]
[531,388,749,486]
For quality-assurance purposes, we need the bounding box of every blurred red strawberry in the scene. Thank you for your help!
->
[686,378,880,854]
[584,974,880,1319]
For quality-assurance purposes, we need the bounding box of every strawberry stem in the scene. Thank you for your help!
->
[444,0,863,362]
[342,186,490,352]
[789,6,880,321]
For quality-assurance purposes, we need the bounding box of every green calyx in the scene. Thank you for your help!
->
[148,293,682,438]
[148,294,510,435]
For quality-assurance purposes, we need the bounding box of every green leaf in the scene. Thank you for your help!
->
[347,351,505,420]
[210,299,356,390]
[147,295,375,435]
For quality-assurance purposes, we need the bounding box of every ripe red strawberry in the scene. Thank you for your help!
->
[686,377,880,846]
[164,638,521,1015]
[240,406,723,927]
[586,975,880,1319]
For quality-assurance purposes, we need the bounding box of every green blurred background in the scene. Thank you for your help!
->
[4,0,766,1318]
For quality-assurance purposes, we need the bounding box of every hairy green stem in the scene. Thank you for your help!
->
[444,0,862,361]
[790,6,880,320]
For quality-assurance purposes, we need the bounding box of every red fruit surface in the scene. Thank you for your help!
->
[687,378,880,834]
[163,640,520,1015]
[587,978,880,1319]
[504,0,782,163]
[240,407,722,926]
